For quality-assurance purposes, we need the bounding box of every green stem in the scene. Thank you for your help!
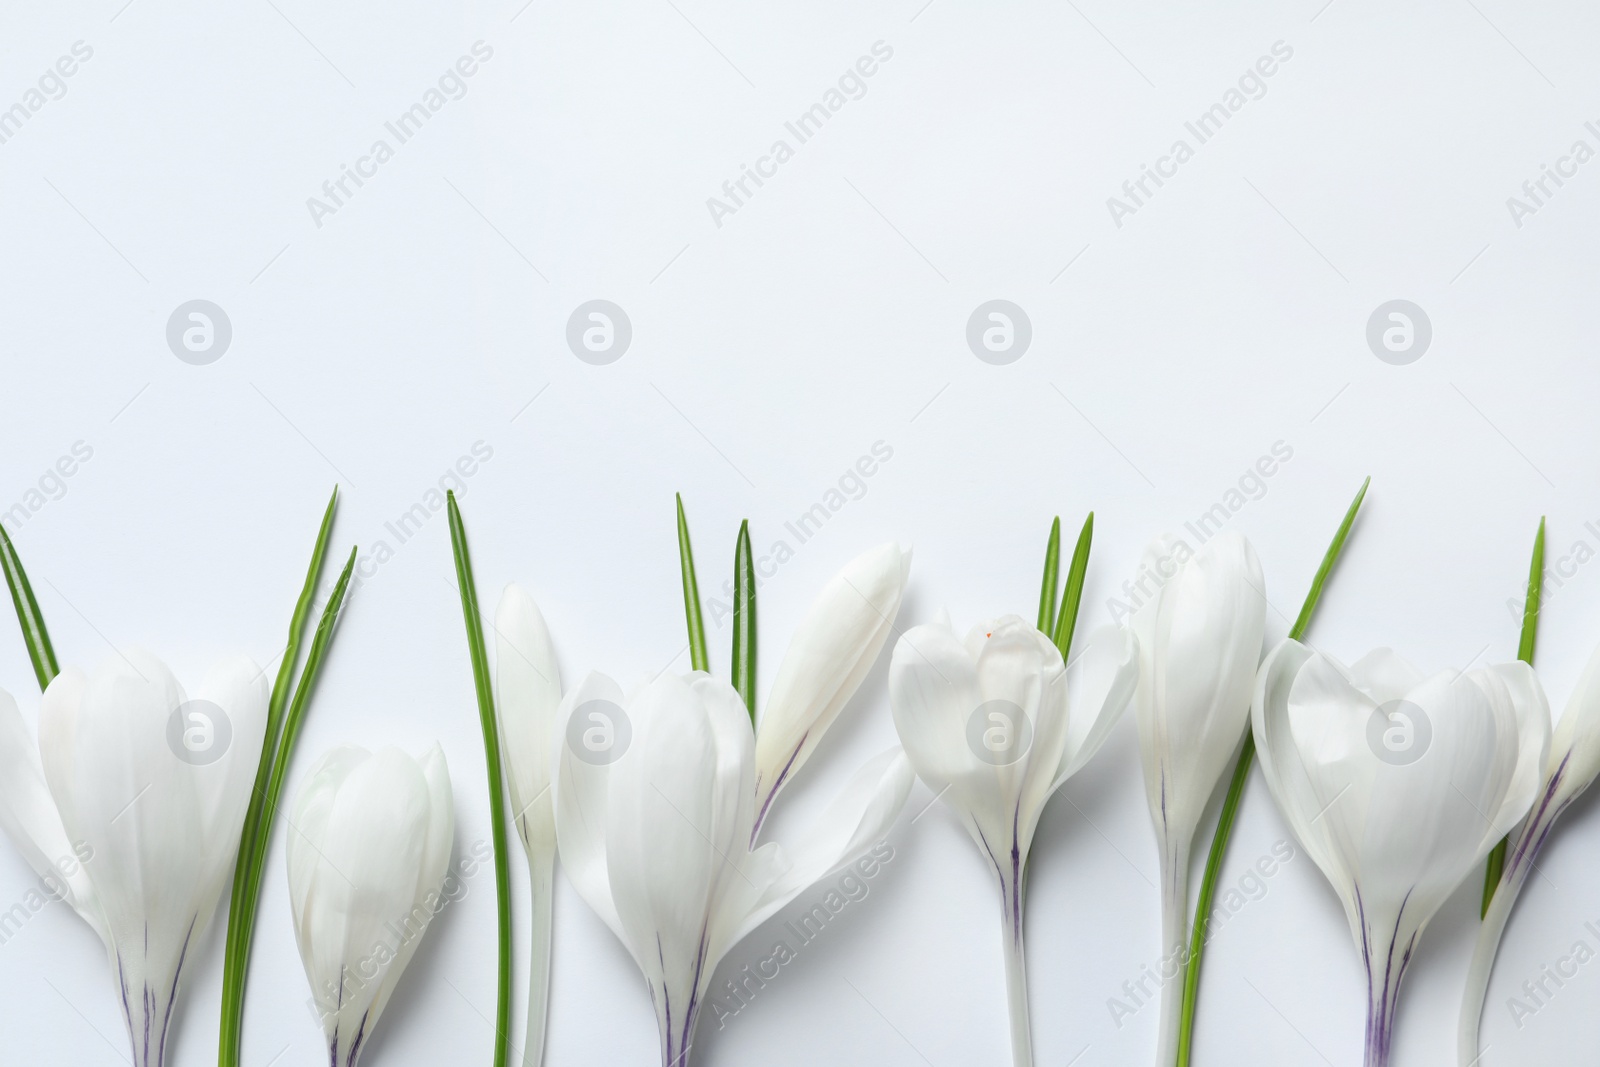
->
[732,520,756,721]
[0,521,59,689]
[218,488,341,1067]
[1175,475,1369,1067]
[676,494,709,672]
[1483,516,1544,916]
[1036,517,1061,635]
[1052,512,1094,659]
[447,492,513,1067]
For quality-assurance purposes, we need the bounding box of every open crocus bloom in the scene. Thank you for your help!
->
[888,613,1137,1067]
[0,651,267,1067]
[1460,640,1600,1064]
[289,743,453,1067]
[554,671,912,1067]
[1253,639,1548,1067]
[1128,529,1265,1066]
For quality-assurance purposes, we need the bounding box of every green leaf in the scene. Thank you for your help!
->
[1517,517,1544,665]
[1036,517,1061,635]
[1483,516,1544,916]
[218,487,340,1067]
[0,520,59,690]
[1176,476,1369,1067]
[1052,512,1094,659]
[677,493,709,672]
[732,520,756,721]
[1286,476,1370,643]
[447,491,513,1067]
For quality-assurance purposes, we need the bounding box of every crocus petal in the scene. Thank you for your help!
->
[753,543,910,826]
[606,673,749,979]
[35,667,87,851]
[190,656,273,884]
[1468,661,1551,842]
[0,686,103,940]
[719,746,912,955]
[888,618,982,794]
[495,583,562,855]
[369,743,454,1029]
[552,671,629,942]
[1053,625,1139,788]
[1356,669,1509,921]
[1461,658,1572,1066]
[1252,640,1355,913]
[286,745,373,941]
[1550,642,1600,802]
[1347,649,1426,706]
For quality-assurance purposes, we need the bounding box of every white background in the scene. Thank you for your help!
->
[2,1,1598,1065]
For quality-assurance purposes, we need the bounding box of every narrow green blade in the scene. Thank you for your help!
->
[0,521,59,690]
[677,493,709,672]
[732,520,756,721]
[1052,512,1094,659]
[1287,477,1370,642]
[1517,517,1544,664]
[1036,517,1061,635]
[218,487,339,1067]
[447,492,512,1067]
[1176,476,1369,1067]
[1483,516,1544,916]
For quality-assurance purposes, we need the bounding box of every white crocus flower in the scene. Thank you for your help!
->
[1460,641,1600,1063]
[1253,640,1548,1067]
[0,651,267,1067]
[494,584,562,1067]
[554,671,911,1067]
[288,743,453,1067]
[889,613,1138,1067]
[751,542,910,834]
[1129,530,1265,1066]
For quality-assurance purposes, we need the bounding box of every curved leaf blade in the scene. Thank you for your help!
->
[732,520,756,721]
[447,492,513,1067]
[0,521,58,690]
[1036,516,1061,635]
[1052,511,1094,659]
[677,493,709,672]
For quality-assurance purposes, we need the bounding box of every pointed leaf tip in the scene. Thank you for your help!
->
[1036,517,1061,635]
[1052,511,1094,658]
[733,520,756,722]
[675,496,709,673]
[0,520,59,690]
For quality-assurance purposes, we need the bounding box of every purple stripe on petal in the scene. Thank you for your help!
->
[752,732,808,844]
